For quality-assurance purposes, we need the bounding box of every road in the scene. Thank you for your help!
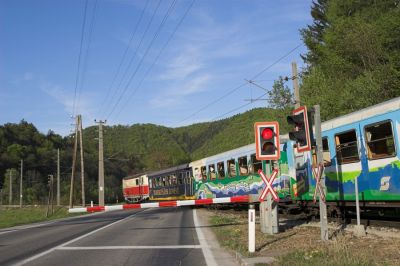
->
[0,207,231,266]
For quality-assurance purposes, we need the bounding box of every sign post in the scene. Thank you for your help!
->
[259,168,279,234]
[314,105,329,241]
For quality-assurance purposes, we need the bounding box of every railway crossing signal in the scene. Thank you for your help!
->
[287,106,313,152]
[254,122,280,161]
[258,169,279,202]
[312,163,326,203]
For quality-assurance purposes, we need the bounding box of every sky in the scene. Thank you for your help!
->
[0,0,313,136]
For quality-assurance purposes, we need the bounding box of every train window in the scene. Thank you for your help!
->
[322,138,331,166]
[227,159,236,177]
[208,164,216,179]
[217,162,225,178]
[135,179,139,186]
[194,168,200,179]
[238,156,248,175]
[365,121,396,159]
[335,130,360,164]
[200,166,207,180]
[312,138,331,167]
[249,154,262,174]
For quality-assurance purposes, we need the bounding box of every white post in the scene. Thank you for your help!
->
[248,205,255,253]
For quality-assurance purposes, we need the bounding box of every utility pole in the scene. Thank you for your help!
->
[57,148,60,206]
[78,115,85,207]
[69,116,79,208]
[95,119,106,206]
[9,169,12,205]
[20,159,23,208]
[47,175,54,217]
[292,62,300,108]
[314,105,329,241]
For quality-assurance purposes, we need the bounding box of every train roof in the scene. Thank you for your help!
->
[147,163,190,178]
[123,173,148,180]
[321,96,400,131]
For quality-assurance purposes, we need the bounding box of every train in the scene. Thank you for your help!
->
[123,97,400,215]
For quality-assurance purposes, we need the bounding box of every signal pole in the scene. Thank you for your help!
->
[292,62,300,108]
[57,148,60,206]
[314,105,329,241]
[95,119,106,206]
[19,159,23,208]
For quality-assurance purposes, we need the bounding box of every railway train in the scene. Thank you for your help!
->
[123,97,400,214]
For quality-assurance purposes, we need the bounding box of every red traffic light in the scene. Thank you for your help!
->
[261,128,273,140]
[254,122,280,161]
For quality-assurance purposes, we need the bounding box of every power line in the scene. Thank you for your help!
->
[98,0,150,117]
[177,43,302,124]
[76,0,99,114]
[101,0,163,118]
[72,0,89,117]
[212,92,268,121]
[106,0,178,120]
[113,0,196,121]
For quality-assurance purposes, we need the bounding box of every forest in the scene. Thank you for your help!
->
[1,0,399,205]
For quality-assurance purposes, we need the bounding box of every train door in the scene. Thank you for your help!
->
[331,127,363,201]
[359,119,399,201]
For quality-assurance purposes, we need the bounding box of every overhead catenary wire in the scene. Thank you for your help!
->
[98,0,151,117]
[72,0,89,118]
[101,0,163,118]
[106,0,178,120]
[113,0,196,121]
[177,43,303,124]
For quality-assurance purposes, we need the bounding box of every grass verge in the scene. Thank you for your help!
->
[208,209,400,265]
[0,206,85,229]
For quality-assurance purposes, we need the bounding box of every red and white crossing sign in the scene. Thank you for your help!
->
[258,169,279,202]
[313,163,326,203]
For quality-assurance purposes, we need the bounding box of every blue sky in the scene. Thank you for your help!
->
[0,0,313,136]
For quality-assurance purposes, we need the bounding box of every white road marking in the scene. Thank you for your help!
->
[193,209,217,266]
[14,210,147,266]
[56,245,202,250]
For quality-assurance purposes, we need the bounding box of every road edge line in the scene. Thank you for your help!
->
[193,208,217,266]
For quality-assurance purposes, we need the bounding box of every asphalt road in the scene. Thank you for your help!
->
[0,207,210,266]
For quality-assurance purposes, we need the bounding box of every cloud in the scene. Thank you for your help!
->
[39,81,96,122]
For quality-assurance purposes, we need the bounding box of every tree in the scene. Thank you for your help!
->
[267,76,294,110]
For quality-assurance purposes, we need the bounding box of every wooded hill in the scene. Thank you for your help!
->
[1,0,399,205]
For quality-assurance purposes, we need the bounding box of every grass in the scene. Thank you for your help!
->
[0,206,84,229]
[207,209,400,265]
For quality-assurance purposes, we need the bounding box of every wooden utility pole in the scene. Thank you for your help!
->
[46,175,54,217]
[292,62,300,108]
[314,105,329,241]
[95,119,106,206]
[19,159,23,208]
[9,169,12,205]
[78,115,85,207]
[57,148,60,206]
[69,116,79,208]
